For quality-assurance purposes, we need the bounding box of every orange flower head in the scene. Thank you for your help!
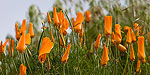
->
[38,37,54,63]
[61,44,71,63]
[15,23,21,40]
[147,32,150,43]
[53,6,59,26]
[130,44,135,61]
[115,24,122,44]
[74,23,82,33]
[19,64,27,75]
[104,16,112,36]
[124,26,130,32]
[137,36,145,61]
[101,45,109,66]
[72,17,76,27]
[131,29,136,42]
[94,33,101,50]
[47,12,52,23]
[29,22,34,38]
[0,39,8,54]
[136,60,141,73]
[79,24,83,38]
[57,10,65,25]
[25,33,31,45]
[16,33,27,53]
[134,23,139,37]
[20,19,27,34]
[9,39,14,56]
[85,10,91,22]
[126,28,132,44]
[118,44,127,52]
[62,18,69,30]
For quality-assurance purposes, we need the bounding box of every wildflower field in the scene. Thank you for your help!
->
[1,0,150,75]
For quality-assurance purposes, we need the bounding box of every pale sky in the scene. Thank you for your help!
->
[0,0,54,41]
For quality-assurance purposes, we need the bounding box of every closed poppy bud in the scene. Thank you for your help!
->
[137,36,145,61]
[136,60,140,73]
[94,33,101,50]
[79,24,83,38]
[126,28,132,44]
[134,23,139,37]
[9,39,14,57]
[0,39,8,54]
[131,29,136,42]
[16,33,27,53]
[53,6,59,26]
[85,10,91,22]
[101,45,109,66]
[147,32,150,43]
[20,19,27,34]
[29,22,34,38]
[19,64,27,75]
[15,23,21,40]
[104,16,112,36]
[47,12,52,23]
[50,31,55,43]
[130,44,135,61]
[118,44,127,52]
[115,24,122,44]
[111,32,115,45]
[61,44,71,63]
[124,26,130,32]
[38,37,54,64]
[25,33,31,45]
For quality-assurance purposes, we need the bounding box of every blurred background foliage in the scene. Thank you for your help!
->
[3,0,150,74]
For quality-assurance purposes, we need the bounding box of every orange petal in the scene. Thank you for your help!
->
[61,44,71,63]
[115,24,122,44]
[85,10,91,22]
[74,12,84,25]
[15,23,21,40]
[130,44,135,61]
[118,44,127,52]
[126,28,132,44]
[137,36,145,61]
[136,60,140,73]
[25,33,31,45]
[19,64,27,75]
[47,12,52,23]
[123,26,130,32]
[104,16,112,36]
[73,23,82,33]
[94,33,101,50]
[38,37,54,63]
[16,33,27,53]
[20,19,27,34]
[29,22,34,38]
[101,45,109,66]
[53,6,59,26]
[79,24,83,38]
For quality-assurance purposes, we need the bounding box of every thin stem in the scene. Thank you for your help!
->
[63,64,66,75]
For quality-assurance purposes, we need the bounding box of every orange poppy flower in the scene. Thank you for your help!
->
[131,29,136,42]
[147,32,150,43]
[47,12,52,23]
[115,24,122,44]
[137,36,145,61]
[61,44,71,63]
[104,16,112,36]
[85,10,91,22]
[29,22,34,38]
[94,33,101,50]
[61,18,69,35]
[15,23,21,40]
[20,19,27,34]
[9,39,14,57]
[57,10,65,25]
[50,31,55,43]
[118,44,127,52]
[16,33,27,53]
[25,33,31,45]
[53,6,59,26]
[130,44,135,61]
[126,28,132,44]
[134,23,139,37]
[136,60,140,73]
[124,26,130,32]
[101,45,109,66]
[0,39,8,54]
[38,37,54,63]
[73,12,84,33]
[19,64,27,75]
[72,17,76,27]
